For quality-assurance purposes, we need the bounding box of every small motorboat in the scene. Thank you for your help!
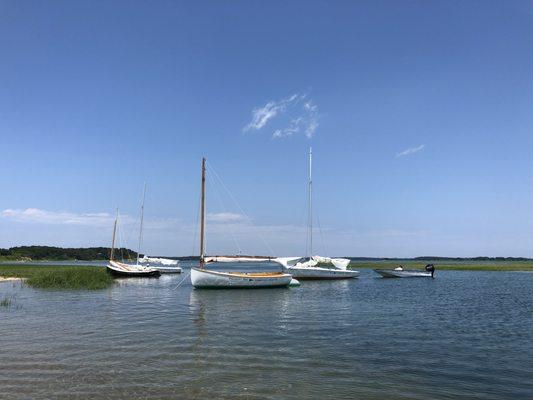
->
[374,265,433,278]
[106,260,161,277]
[154,266,182,274]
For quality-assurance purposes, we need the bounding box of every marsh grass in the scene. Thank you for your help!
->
[0,265,114,290]
[1,296,12,307]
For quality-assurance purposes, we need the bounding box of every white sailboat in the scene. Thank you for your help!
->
[274,148,359,280]
[190,158,296,289]
[133,185,182,274]
[139,256,182,274]
[106,201,161,278]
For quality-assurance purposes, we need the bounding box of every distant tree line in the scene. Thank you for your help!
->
[0,246,137,261]
[413,256,531,261]
[347,256,532,261]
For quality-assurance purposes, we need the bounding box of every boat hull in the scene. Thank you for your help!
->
[283,266,359,280]
[374,269,432,278]
[155,266,182,274]
[191,267,293,289]
[106,261,161,278]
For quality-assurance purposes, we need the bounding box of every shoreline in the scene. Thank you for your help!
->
[0,277,25,282]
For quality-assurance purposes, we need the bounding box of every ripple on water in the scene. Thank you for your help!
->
[1,268,532,399]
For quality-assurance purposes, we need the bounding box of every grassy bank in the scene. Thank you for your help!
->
[0,265,114,290]
[348,262,533,271]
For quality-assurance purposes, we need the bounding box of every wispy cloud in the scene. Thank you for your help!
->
[243,94,319,139]
[396,144,425,158]
[207,212,246,223]
[0,207,179,230]
[0,208,117,227]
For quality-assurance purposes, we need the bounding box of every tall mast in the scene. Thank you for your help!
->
[308,147,313,257]
[136,182,147,265]
[200,157,206,268]
[110,208,118,261]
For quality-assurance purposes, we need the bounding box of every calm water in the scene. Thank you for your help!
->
[1,263,532,399]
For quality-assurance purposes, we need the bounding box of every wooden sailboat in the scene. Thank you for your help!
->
[190,158,295,289]
[106,197,161,278]
[274,148,359,280]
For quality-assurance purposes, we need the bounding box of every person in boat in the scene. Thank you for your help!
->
[394,265,404,271]
[425,264,435,278]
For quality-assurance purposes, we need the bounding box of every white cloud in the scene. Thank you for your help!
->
[207,212,246,223]
[243,101,279,131]
[0,208,118,227]
[396,144,425,158]
[243,93,319,139]
[0,208,182,231]
[305,118,318,138]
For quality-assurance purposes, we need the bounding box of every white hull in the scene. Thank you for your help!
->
[283,266,359,280]
[191,267,293,288]
[155,266,182,274]
[374,269,432,278]
[107,260,161,277]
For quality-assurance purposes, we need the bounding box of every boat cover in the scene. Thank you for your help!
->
[274,256,350,270]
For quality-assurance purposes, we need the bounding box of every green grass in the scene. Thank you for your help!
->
[1,296,12,307]
[348,261,533,271]
[0,265,114,290]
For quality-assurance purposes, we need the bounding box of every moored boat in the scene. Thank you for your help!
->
[275,256,359,280]
[154,266,183,274]
[139,256,182,274]
[105,187,161,278]
[373,268,432,278]
[107,260,161,277]
[190,158,296,289]
[276,148,359,280]
[190,267,293,288]
[139,256,180,266]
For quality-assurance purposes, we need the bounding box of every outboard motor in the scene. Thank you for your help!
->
[425,264,435,278]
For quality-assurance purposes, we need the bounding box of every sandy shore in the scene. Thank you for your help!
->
[0,277,25,282]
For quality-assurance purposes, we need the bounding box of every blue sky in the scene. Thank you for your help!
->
[1,1,533,257]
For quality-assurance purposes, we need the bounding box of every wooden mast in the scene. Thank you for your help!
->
[200,158,206,268]
[136,182,147,265]
[110,208,118,261]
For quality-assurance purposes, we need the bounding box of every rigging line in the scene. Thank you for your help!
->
[172,270,191,290]
[316,213,328,256]
[209,165,274,256]
[297,188,308,257]
[206,161,275,257]
[137,182,147,264]
[305,221,309,258]
[117,210,133,262]
[116,210,125,262]
[205,167,243,255]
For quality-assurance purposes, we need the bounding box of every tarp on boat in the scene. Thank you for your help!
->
[204,256,273,263]
[140,256,179,266]
[274,256,350,270]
